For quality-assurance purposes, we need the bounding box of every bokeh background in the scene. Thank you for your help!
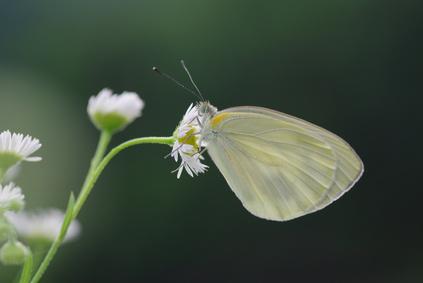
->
[0,0,421,282]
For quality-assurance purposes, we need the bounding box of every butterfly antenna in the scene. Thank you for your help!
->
[152,66,202,100]
[180,60,204,101]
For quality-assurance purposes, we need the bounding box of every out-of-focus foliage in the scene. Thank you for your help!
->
[0,0,421,282]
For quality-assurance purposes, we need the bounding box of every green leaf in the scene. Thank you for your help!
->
[58,193,75,242]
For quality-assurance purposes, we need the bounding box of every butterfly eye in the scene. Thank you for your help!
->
[197,104,206,115]
[201,107,208,116]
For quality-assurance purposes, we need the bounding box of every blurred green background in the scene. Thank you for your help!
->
[0,0,421,282]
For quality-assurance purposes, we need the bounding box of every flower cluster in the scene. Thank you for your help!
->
[171,104,208,178]
[0,82,213,280]
[0,129,82,266]
[0,89,144,269]
[0,131,43,265]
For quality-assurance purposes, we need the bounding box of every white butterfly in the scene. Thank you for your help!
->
[160,61,364,221]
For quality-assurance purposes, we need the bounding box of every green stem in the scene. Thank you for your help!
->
[30,136,174,283]
[29,131,112,283]
[29,194,75,283]
[19,251,33,283]
[83,131,112,187]
[73,136,174,217]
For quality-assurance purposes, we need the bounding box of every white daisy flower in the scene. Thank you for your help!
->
[0,131,42,176]
[6,209,81,243]
[87,88,144,133]
[0,183,25,213]
[171,104,208,178]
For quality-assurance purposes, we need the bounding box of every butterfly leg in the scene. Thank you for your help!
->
[193,147,208,159]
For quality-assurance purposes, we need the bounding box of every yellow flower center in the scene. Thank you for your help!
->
[177,128,199,152]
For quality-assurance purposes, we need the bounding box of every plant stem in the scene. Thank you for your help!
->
[73,136,174,217]
[19,251,33,283]
[30,136,174,283]
[82,131,112,188]
[29,193,75,283]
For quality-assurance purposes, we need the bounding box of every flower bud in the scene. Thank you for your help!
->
[0,241,29,265]
[87,89,144,133]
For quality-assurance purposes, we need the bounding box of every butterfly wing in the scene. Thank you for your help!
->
[205,106,363,221]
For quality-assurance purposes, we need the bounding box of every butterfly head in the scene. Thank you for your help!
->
[197,101,217,119]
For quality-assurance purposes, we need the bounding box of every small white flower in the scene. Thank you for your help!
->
[87,88,144,133]
[171,104,208,178]
[0,183,25,213]
[0,131,42,170]
[176,103,201,138]
[6,209,81,243]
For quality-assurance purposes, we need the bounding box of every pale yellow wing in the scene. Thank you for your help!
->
[205,106,363,221]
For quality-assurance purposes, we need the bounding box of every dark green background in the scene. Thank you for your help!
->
[0,1,421,282]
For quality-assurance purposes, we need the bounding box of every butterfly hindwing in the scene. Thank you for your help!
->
[205,106,363,221]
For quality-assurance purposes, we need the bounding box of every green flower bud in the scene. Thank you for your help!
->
[91,112,130,133]
[0,241,29,265]
[87,89,144,133]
